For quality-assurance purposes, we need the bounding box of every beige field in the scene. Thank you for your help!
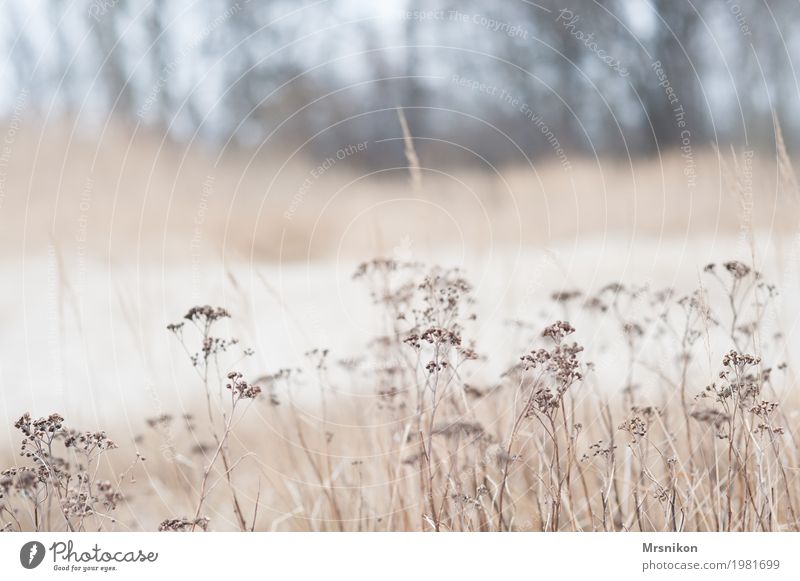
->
[2,123,800,532]
[1,121,796,263]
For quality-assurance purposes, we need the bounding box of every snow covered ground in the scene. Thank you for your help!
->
[2,233,799,447]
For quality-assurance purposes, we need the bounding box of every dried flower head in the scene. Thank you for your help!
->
[723,261,752,279]
[158,517,210,532]
[226,371,262,400]
[184,305,230,324]
[542,320,576,343]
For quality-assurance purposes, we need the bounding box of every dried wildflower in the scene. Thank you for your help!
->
[751,400,779,418]
[352,258,400,278]
[546,343,584,386]
[420,327,461,347]
[755,423,785,435]
[584,296,608,312]
[403,333,421,349]
[723,261,752,279]
[604,282,626,294]
[585,440,616,459]
[652,288,674,304]
[158,517,210,532]
[691,408,730,429]
[305,348,330,370]
[521,349,550,370]
[184,305,230,324]
[464,384,485,399]
[5,412,126,531]
[64,431,117,453]
[714,350,763,403]
[542,320,575,343]
[193,336,239,367]
[458,346,480,361]
[425,360,448,374]
[168,305,251,373]
[0,467,44,501]
[95,480,123,510]
[521,332,584,417]
[623,322,644,337]
[677,289,714,326]
[433,421,486,440]
[551,290,582,303]
[226,371,262,400]
[619,407,659,441]
[166,322,184,334]
[146,414,174,429]
[722,350,760,369]
[61,487,93,519]
[631,405,660,420]
[15,412,64,438]
[619,416,648,439]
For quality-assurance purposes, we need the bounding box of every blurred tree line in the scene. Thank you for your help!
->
[1,0,797,166]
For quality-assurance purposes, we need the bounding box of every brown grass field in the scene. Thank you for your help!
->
[2,124,800,532]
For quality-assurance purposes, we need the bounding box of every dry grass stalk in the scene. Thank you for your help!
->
[4,254,800,532]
